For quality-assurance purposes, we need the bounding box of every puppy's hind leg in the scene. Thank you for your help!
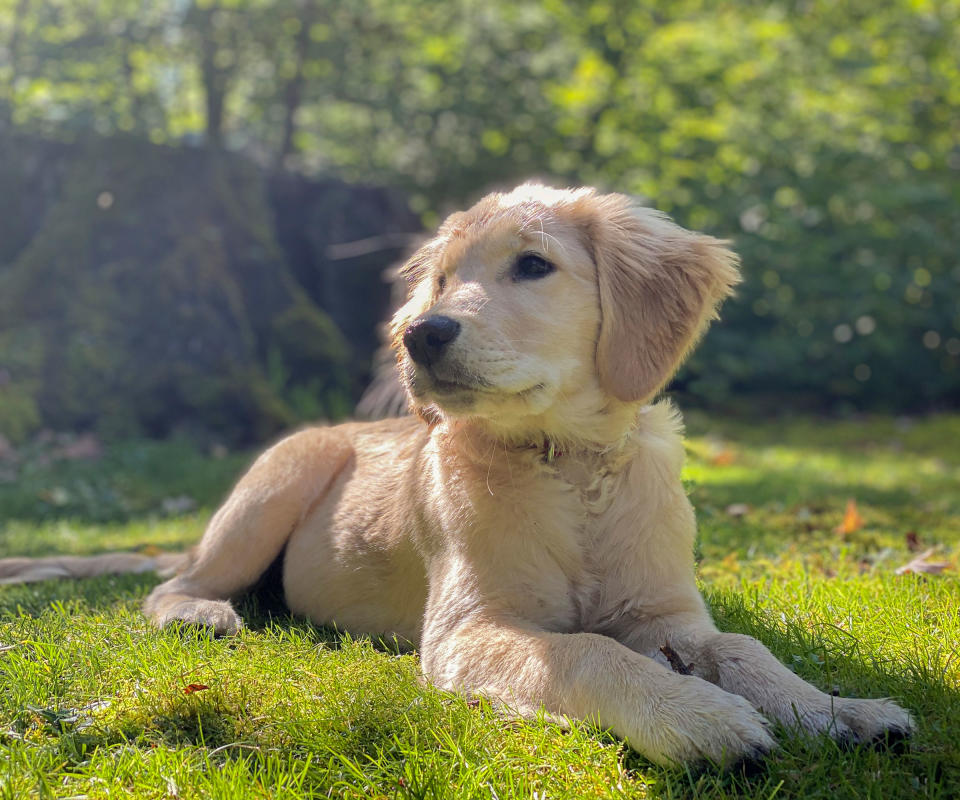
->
[144,428,353,636]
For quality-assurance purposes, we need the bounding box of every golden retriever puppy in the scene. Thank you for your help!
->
[18,184,915,766]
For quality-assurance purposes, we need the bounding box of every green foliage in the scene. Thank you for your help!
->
[1,416,959,797]
[0,0,957,417]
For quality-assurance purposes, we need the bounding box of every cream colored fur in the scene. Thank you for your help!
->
[2,184,912,767]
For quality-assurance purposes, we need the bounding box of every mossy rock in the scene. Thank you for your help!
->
[0,134,417,443]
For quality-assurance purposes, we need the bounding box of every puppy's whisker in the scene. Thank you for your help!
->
[485,437,498,496]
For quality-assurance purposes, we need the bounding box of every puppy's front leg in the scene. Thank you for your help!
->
[627,613,913,744]
[420,614,775,767]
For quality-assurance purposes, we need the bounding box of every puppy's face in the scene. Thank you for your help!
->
[396,191,600,425]
[391,184,740,441]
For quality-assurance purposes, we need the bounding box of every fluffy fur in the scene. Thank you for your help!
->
[0,184,912,766]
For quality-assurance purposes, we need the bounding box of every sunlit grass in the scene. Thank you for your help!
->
[1,416,958,798]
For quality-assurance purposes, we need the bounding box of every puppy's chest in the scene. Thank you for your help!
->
[509,458,629,632]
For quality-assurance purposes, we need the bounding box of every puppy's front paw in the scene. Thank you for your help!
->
[772,692,913,747]
[835,697,914,744]
[158,599,243,637]
[637,677,777,768]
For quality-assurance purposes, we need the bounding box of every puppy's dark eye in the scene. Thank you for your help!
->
[513,253,555,281]
[437,274,446,292]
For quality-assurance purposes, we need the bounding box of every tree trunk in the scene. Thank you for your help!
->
[202,45,226,148]
[122,35,145,134]
[1,0,30,130]
[276,1,315,168]
[191,4,230,149]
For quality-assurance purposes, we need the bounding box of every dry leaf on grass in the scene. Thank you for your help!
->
[711,449,736,466]
[835,499,865,535]
[720,552,741,572]
[183,683,210,695]
[894,549,951,575]
[905,531,923,552]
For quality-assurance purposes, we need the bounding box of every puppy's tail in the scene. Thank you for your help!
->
[0,551,189,585]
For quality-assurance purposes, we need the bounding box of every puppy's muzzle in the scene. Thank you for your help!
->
[404,315,461,367]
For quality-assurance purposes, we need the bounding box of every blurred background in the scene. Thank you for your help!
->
[0,0,957,450]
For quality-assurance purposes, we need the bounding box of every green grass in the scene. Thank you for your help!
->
[1,417,958,798]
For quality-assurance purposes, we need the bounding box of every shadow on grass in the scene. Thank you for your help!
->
[684,413,960,465]
[688,457,957,513]
[658,590,960,798]
[0,438,250,526]
[236,586,958,798]
[3,573,958,797]
[692,476,922,513]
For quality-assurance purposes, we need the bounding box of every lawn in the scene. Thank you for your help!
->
[1,415,958,799]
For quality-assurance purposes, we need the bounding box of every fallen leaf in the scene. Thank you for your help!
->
[835,499,864,535]
[711,449,736,466]
[726,503,749,517]
[895,549,951,575]
[720,552,740,572]
[183,683,210,695]
[905,531,922,552]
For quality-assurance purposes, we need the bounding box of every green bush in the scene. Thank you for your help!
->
[676,149,959,413]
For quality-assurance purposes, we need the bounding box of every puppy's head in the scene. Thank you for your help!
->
[390,184,739,441]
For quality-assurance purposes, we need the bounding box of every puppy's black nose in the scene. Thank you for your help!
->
[403,315,461,366]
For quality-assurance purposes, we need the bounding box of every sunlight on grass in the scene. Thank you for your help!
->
[2,416,958,798]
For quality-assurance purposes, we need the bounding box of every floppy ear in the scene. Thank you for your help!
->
[589,194,741,402]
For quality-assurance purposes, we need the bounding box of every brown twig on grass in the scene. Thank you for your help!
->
[660,642,695,675]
